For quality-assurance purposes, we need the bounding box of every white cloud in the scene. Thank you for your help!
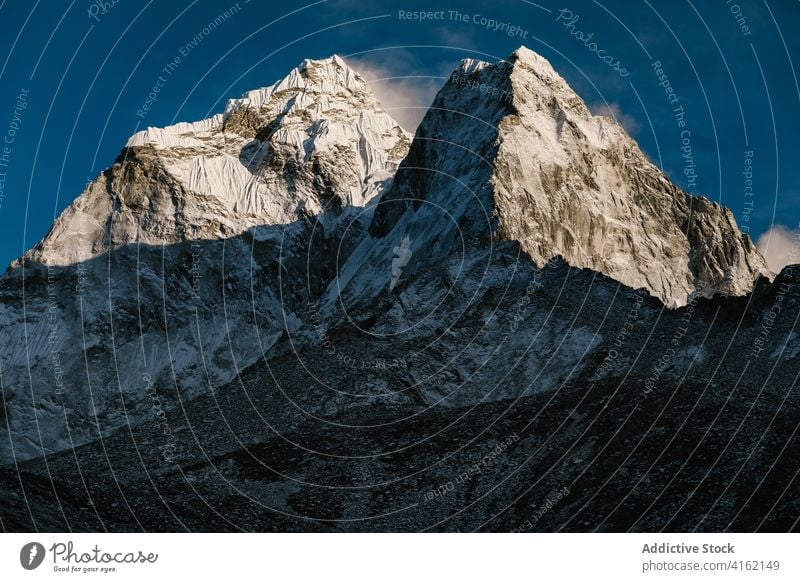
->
[589,102,641,136]
[756,225,800,273]
[344,56,444,132]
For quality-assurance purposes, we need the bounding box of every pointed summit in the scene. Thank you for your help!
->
[509,45,562,79]
[356,46,769,307]
[20,55,410,267]
[223,54,371,112]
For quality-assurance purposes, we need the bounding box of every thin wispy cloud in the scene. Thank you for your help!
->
[756,225,800,273]
[345,56,444,132]
[589,101,641,135]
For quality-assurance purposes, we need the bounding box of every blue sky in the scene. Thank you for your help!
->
[0,0,798,269]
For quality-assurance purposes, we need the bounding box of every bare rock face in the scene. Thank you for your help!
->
[368,47,769,307]
[18,55,410,267]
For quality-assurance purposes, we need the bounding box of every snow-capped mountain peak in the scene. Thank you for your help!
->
[355,46,770,307]
[19,55,410,267]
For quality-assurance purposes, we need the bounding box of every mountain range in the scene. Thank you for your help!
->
[1,47,797,532]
